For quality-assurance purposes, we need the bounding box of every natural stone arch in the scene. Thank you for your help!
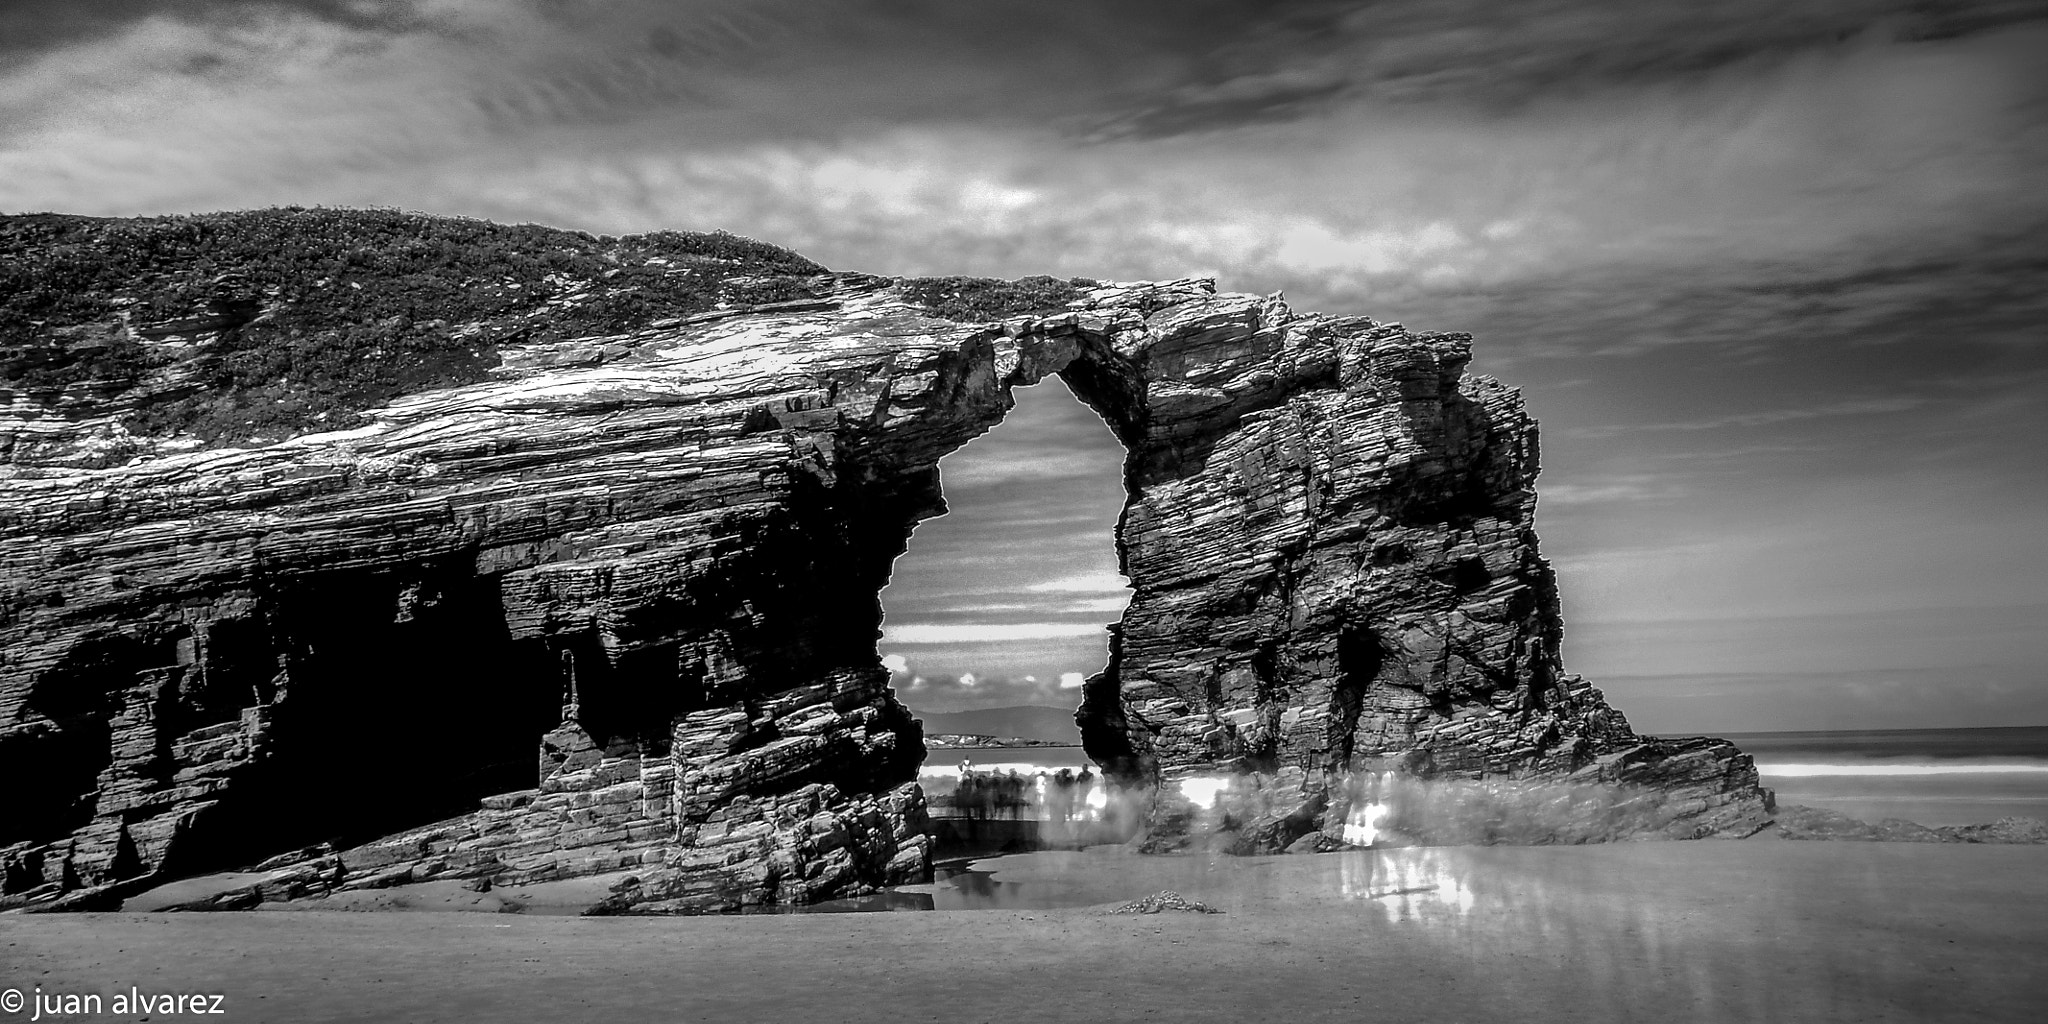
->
[0,264,1770,913]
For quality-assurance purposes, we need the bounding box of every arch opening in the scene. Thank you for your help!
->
[877,373,1136,849]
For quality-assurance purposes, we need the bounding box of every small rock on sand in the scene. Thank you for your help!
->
[1109,891,1223,914]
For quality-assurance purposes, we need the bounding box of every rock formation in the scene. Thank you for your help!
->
[1766,806,2048,844]
[0,211,1770,913]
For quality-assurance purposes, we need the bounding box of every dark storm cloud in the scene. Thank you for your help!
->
[0,0,436,55]
[1396,230,2048,365]
[411,0,2048,145]
[432,1,1240,139]
[7,0,2047,146]
[1074,0,2048,139]
[1382,217,2048,510]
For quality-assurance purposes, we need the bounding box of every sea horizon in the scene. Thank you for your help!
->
[917,723,2048,828]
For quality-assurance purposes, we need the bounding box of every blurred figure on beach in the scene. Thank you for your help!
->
[940,760,1152,848]
[1341,769,1389,848]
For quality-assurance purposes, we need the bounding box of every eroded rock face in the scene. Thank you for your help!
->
[0,218,1770,912]
[1074,294,1770,851]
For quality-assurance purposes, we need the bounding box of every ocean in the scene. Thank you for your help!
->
[921,726,2048,829]
[1719,726,2048,827]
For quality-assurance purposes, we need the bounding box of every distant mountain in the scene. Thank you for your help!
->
[909,705,1081,744]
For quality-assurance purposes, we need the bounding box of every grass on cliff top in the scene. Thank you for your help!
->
[0,207,825,443]
[899,275,1098,322]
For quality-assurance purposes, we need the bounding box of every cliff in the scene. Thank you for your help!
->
[0,210,1771,913]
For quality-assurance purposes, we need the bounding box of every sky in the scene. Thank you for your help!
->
[3,0,2043,731]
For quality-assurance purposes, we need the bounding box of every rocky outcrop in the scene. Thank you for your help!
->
[1,211,1770,913]
[1767,806,2048,844]
[1064,293,1769,851]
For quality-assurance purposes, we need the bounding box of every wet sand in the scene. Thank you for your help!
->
[124,872,638,917]
[6,842,2044,1023]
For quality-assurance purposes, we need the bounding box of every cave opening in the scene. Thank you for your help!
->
[182,568,563,869]
[878,374,1130,771]
[0,633,161,848]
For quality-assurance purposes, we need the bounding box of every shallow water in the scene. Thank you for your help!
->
[1731,725,2048,825]
[796,847,1529,917]
[22,842,2046,1024]
[776,857,1115,914]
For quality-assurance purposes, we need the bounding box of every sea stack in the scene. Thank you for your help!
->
[0,210,1771,913]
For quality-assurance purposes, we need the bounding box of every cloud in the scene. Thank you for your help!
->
[1059,672,1086,689]
[1565,398,1930,440]
[8,3,2042,314]
[1075,0,2048,138]
[880,653,909,675]
[1593,665,2048,733]
[937,451,1116,486]
[1548,476,2048,629]
[0,0,441,57]
[1024,571,1131,594]
[1536,476,1687,508]
[890,667,1100,712]
[1646,444,1835,463]
[882,623,1112,644]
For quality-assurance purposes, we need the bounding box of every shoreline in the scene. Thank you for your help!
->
[7,842,2044,1023]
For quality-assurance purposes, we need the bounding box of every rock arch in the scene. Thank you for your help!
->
[0,273,1769,913]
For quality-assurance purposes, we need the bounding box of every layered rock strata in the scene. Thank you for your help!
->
[1,217,1771,912]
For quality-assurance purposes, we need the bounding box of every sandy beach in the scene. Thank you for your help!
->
[6,840,2044,1023]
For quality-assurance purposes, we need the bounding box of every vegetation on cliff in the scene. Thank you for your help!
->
[0,208,824,442]
[0,207,1113,445]
[899,274,1097,322]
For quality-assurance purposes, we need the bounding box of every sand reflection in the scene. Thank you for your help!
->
[1337,848,1477,918]
[1314,845,1823,1021]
